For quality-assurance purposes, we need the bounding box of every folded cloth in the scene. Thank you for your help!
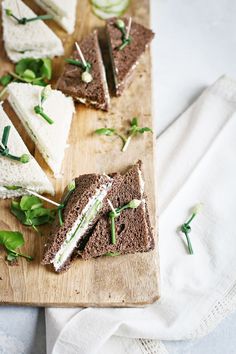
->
[45,76,236,354]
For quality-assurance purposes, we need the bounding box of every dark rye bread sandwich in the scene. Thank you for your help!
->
[81,161,155,259]
[57,30,110,111]
[42,172,122,272]
[106,17,155,96]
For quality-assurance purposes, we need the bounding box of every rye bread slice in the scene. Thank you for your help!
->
[81,161,155,259]
[57,30,110,111]
[106,17,155,96]
[42,172,122,272]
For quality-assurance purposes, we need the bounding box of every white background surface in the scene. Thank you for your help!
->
[1,0,236,353]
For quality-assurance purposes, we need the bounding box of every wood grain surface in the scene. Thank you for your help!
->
[0,0,160,307]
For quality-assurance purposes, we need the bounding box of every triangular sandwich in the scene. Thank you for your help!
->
[0,104,54,198]
[34,0,77,34]
[7,82,75,177]
[81,161,155,259]
[106,17,155,96]
[2,0,64,62]
[57,30,110,111]
[42,173,122,272]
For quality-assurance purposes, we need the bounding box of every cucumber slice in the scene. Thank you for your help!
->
[91,0,122,9]
[92,0,130,19]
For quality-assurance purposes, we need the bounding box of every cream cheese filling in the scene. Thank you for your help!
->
[52,181,112,270]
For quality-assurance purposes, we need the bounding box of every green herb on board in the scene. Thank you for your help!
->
[95,117,152,152]
[0,230,33,263]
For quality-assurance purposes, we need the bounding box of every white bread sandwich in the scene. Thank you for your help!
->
[2,0,64,62]
[0,104,54,198]
[34,0,77,34]
[7,82,75,177]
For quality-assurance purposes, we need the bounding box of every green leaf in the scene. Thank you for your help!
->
[40,58,52,80]
[95,128,115,136]
[15,58,52,84]
[0,230,24,252]
[32,79,46,86]
[28,207,53,219]
[31,215,53,226]
[22,69,36,80]
[20,195,43,211]
[137,127,153,134]
[11,203,27,224]
[0,74,13,86]
[131,117,138,127]
[15,58,33,76]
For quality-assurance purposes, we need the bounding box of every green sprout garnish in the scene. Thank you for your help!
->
[95,117,153,152]
[115,17,132,50]
[34,85,54,124]
[65,42,93,83]
[108,199,141,244]
[180,203,203,255]
[57,180,76,226]
[5,8,53,25]
[0,125,30,163]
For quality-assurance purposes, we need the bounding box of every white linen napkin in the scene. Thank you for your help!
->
[45,76,236,354]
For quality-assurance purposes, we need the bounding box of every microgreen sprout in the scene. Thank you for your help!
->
[95,117,152,152]
[115,17,132,50]
[0,125,30,163]
[5,8,53,25]
[65,42,93,83]
[34,85,54,124]
[180,203,203,254]
[108,199,141,244]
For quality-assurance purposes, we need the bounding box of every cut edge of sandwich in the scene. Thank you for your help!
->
[34,0,77,34]
[7,82,75,177]
[0,104,54,198]
[42,174,115,272]
[2,0,64,62]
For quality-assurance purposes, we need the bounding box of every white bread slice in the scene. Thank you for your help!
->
[0,104,54,198]
[34,0,77,34]
[2,0,64,62]
[7,82,75,177]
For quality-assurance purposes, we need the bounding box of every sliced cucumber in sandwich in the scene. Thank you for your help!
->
[91,0,123,9]
[91,0,130,19]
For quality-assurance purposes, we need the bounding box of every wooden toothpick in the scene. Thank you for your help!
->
[24,188,61,207]
[126,17,132,39]
[75,42,87,67]
[107,199,117,215]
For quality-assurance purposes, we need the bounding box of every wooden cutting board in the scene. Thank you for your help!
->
[0,0,159,307]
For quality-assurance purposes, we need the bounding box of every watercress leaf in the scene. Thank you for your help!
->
[40,58,52,80]
[11,203,27,224]
[32,79,46,86]
[28,207,53,219]
[0,230,24,251]
[131,117,138,127]
[30,215,52,226]
[95,128,115,136]
[137,127,153,134]
[11,201,21,210]
[0,74,13,86]
[15,58,33,75]
[22,69,36,80]
[20,195,43,211]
